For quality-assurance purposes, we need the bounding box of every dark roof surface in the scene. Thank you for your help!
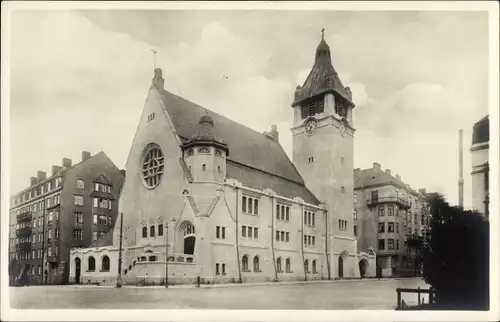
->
[293,38,353,106]
[159,89,320,205]
[472,115,489,145]
[354,168,419,196]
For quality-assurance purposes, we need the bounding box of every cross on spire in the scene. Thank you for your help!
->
[321,28,325,39]
[150,49,158,70]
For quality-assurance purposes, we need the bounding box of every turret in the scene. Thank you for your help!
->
[181,114,228,183]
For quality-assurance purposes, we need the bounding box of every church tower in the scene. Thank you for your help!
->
[292,30,357,275]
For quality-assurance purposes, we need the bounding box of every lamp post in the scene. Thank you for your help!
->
[165,218,176,288]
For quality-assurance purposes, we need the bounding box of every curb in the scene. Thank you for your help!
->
[64,277,423,290]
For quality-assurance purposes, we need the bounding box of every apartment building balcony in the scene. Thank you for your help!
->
[366,196,411,209]
[16,227,32,237]
[16,242,32,251]
[17,210,33,222]
[406,234,423,248]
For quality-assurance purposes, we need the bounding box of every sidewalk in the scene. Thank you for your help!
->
[67,276,423,290]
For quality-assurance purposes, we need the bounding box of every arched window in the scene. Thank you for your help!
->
[215,149,222,157]
[242,255,249,271]
[254,199,259,215]
[187,149,194,156]
[253,256,260,271]
[248,198,252,214]
[217,166,221,173]
[281,205,285,220]
[142,227,147,238]
[242,196,247,213]
[276,204,280,219]
[88,256,95,272]
[202,164,206,171]
[312,260,317,273]
[276,257,282,272]
[341,186,345,193]
[286,258,291,272]
[101,255,110,271]
[158,224,164,236]
[304,259,309,273]
[199,148,210,154]
[150,225,155,237]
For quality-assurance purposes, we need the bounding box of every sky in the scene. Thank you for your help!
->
[8,9,490,209]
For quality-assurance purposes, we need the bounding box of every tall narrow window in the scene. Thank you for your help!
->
[142,227,147,238]
[276,204,280,219]
[253,256,260,271]
[254,199,259,215]
[276,257,282,272]
[248,198,253,214]
[242,255,248,271]
[242,196,247,213]
[150,226,155,237]
[286,258,291,272]
[158,224,164,236]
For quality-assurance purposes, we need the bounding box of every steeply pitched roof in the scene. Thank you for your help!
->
[293,38,353,107]
[472,115,489,145]
[354,168,419,196]
[159,89,320,205]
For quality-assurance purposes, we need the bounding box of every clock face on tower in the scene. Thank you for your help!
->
[305,119,318,136]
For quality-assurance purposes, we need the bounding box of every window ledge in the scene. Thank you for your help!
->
[222,273,227,276]
[100,269,110,272]
[254,269,262,272]
[86,270,95,272]
[242,269,251,272]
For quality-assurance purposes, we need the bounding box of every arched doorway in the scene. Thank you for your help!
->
[75,257,81,284]
[359,259,368,278]
[180,221,195,255]
[338,257,344,278]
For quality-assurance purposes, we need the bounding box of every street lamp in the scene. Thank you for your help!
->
[165,217,176,288]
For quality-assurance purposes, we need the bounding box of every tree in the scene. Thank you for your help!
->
[421,194,489,310]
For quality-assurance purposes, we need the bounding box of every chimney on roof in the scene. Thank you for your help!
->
[270,125,279,142]
[30,177,37,186]
[37,171,46,182]
[62,158,72,168]
[152,68,164,90]
[396,174,401,181]
[419,188,427,194]
[82,151,91,162]
[385,169,391,176]
[52,165,62,176]
[373,162,381,171]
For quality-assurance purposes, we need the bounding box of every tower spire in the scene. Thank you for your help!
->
[321,28,325,40]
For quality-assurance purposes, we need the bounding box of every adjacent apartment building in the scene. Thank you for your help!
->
[8,151,125,285]
[354,163,427,277]
[470,115,489,217]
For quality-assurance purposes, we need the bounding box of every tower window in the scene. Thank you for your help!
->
[218,166,221,173]
[341,157,344,164]
[308,157,314,164]
[301,98,325,119]
[341,186,345,193]
[335,102,347,117]
[202,164,206,171]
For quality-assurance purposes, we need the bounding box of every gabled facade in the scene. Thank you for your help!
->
[69,34,376,286]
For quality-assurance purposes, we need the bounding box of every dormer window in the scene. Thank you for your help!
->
[187,149,194,157]
[215,149,222,157]
[301,98,324,119]
[198,147,210,154]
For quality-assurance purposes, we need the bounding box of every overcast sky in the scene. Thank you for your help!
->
[8,9,489,209]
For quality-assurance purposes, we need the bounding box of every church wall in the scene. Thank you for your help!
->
[116,86,190,249]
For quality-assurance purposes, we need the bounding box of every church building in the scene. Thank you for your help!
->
[69,33,376,285]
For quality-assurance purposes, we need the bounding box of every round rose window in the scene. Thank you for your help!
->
[142,144,164,188]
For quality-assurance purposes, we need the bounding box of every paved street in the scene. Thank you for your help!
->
[10,278,428,310]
